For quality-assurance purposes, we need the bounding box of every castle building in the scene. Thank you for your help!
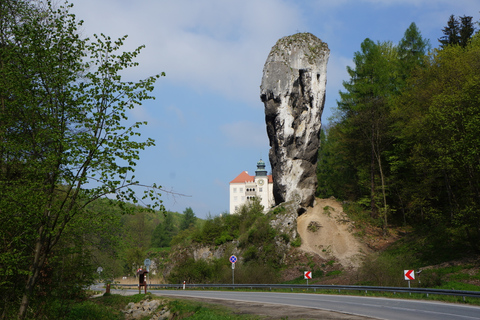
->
[229,159,274,214]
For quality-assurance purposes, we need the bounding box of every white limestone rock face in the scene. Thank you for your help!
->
[260,33,329,215]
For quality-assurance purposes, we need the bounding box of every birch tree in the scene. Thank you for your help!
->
[0,1,164,318]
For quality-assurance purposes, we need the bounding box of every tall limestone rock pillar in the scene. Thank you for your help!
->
[260,33,329,215]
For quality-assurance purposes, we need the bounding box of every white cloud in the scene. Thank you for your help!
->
[71,0,304,106]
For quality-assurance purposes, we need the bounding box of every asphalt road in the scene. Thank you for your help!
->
[93,284,480,320]
[147,289,480,320]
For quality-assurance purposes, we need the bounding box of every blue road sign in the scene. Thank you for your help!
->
[229,255,237,264]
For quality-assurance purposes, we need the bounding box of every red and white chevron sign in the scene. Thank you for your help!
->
[404,270,415,280]
[304,271,312,280]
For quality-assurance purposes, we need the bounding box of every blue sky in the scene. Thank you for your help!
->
[71,0,479,219]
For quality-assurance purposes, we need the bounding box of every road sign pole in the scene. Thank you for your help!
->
[229,255,237,285]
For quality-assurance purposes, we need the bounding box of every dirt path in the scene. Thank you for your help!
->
[297,198,370,268]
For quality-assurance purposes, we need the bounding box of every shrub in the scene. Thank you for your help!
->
[272,206,286,215]
[312,269,324,278]
[357,252,417,286]
[307,221,321,232]
[280,233,290,243]
[326,270,342,277]
[167,257,228,284]
[291,237,302,248]
[234,262,280,284]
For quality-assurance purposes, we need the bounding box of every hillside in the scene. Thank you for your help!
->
[297,198,370,268]
[128,197,480,290]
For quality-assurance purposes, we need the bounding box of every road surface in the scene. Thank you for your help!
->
[95,285,480,320]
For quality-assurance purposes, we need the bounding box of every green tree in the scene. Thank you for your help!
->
[0,1,164,318]
[316,126,358,200]
[459,15,475,47]
[397,22,430,86]
[397,34,480,251]
[180,207,196,230]
[322,23,430,230]
[388,22,430,225]
[439,14,475,48]
[337,38,399,230]
[151,213,177,248]
[439,15,460,47]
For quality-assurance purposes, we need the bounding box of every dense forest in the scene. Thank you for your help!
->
[316,16,480,252]
[1,0,479,318]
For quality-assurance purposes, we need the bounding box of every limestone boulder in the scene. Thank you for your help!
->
[260,33,329,214]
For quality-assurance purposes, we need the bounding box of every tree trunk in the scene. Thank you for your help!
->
[370,124,377,218]
[18,228,47,319]
[377,151,388,235]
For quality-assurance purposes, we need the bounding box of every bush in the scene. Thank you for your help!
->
[291,237,302,248]
[271,206,286,215]
[168,257,228,284]
[234,262,280,284]
[280,233,290,244]
[357,252,417,286]
[312,269,324,278]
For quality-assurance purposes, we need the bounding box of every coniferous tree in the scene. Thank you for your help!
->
[439,15,460,47]
[397,22,430,85]
[180,207,196,230]
[337,39,398,230]
[439,14,475,48]
[459,15,475,47]
[151,213,176,248]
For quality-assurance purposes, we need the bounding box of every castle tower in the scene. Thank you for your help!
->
[229,159,274,214]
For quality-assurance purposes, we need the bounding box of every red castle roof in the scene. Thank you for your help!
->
[230,171,273,184]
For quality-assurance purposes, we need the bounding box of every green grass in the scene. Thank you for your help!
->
[64,300,124,320]
[168,299,261,319]
[437,282,480,291]
[63,293,267,319]
[326,270,342,277]
[92,293,152,314]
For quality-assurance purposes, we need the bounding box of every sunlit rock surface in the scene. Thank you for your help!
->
[260,33,329,215]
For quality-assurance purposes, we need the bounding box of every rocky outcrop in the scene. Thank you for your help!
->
[193,242,239,261]
[123,298,170,320]
[260,33,329,215]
